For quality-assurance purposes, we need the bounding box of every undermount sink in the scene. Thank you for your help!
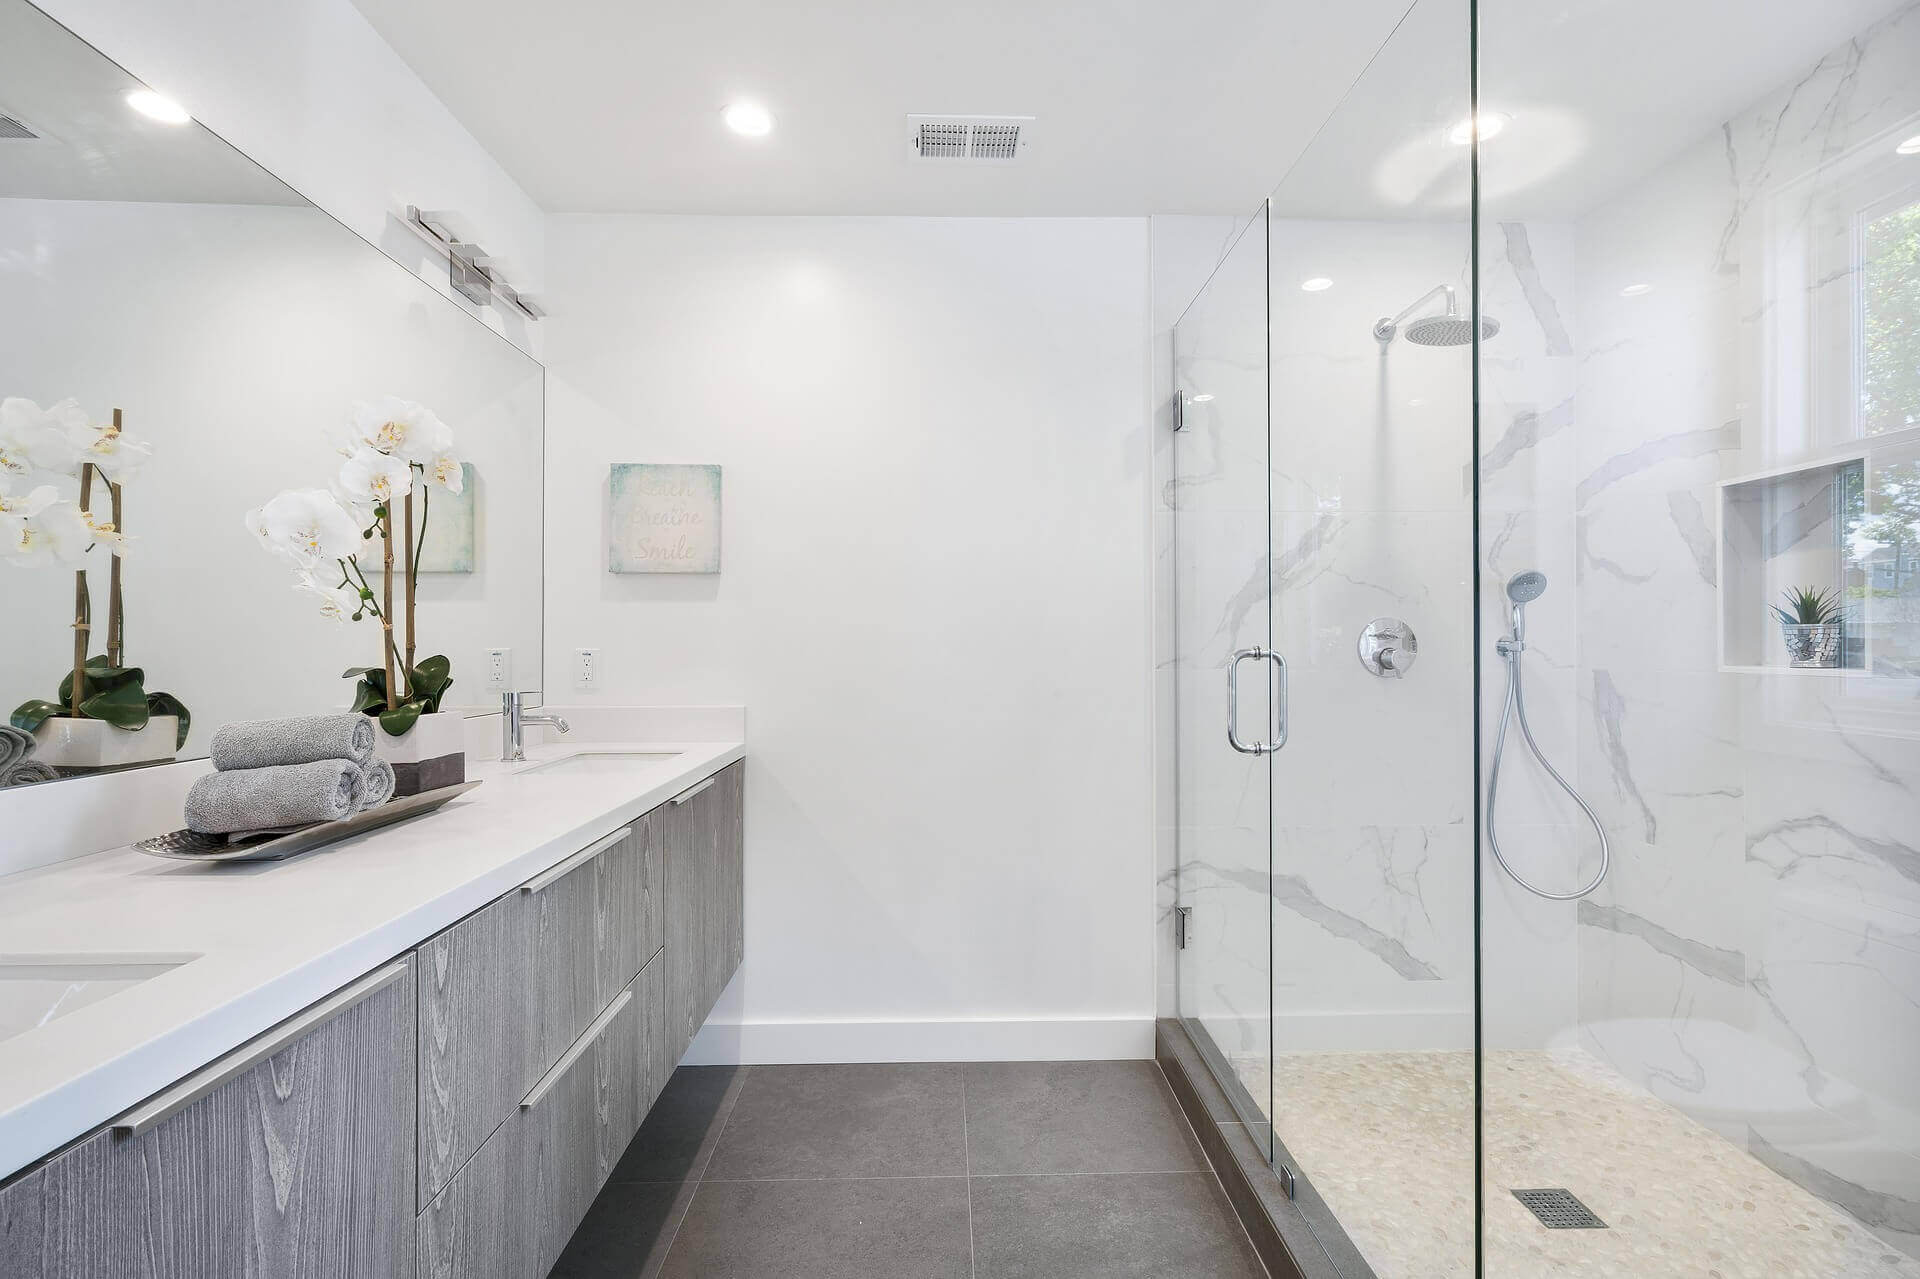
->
[516,751,683,777]
[0,954,198,1044]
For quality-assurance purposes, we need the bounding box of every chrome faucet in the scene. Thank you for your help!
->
[501,691,569,762]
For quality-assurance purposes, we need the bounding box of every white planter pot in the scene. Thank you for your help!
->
[31,715,180,770]
[369,711,466,795]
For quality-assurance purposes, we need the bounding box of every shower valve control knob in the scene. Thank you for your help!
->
[1358,618,1417,678]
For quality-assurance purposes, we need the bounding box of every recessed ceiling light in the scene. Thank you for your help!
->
[1619,283,1653,297]
[722,102,774,138]
[1191,393,1215,403]
[125,89,190,125]
[1448,111,1511,146]
[1301,277,1333,292]
[1897,133,1920,156]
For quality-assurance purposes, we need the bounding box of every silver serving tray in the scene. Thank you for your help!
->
[136,781,481,864]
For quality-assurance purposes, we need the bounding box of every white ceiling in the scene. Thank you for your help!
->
[0,0,303,205]
[348,0,1412,216]
[1271,0,1917,222]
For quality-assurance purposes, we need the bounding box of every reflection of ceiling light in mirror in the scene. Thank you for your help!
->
[126,89,190,124]
[1898,134,1920,156]
[1619,283,1653,297]
[1191,393,1215,403]
[1447,112,1510,146]
[1374,107,1584,211]
[722,102,774,137]
[1301,277,1333,292]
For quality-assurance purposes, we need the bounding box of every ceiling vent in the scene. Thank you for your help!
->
[0,113,44,141]
[908,114,1034,162]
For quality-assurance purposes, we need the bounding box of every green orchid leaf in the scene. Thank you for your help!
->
[410,655,452,698]
[348,678,386,716]
[378,702,421,737]
[10,699,64,733]
[57,660,144,703]
[341,666,382,680]
[78,678,151,731]
[145,692,192,749]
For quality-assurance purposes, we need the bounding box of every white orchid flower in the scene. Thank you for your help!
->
[71,418,152,484]
[347,397,453,464]
[425,451,464,494]
[82,509,130,555]
[5,496,90,564]
[339,447,416,510]
[0,479,61,564]
[293,571,365,623]
[0,397,88,478]
[247,488,362,566]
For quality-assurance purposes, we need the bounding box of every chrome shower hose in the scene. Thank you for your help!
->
[1486,637,1610,901]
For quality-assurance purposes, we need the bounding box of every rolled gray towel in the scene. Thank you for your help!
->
[1,760,57,787]
[357,757,396,810]
[0,724,31,773]
[209,714,374,772]
[184,758,360,835]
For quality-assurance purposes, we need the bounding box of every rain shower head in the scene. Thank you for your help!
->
[1374,284,1498,347]
[1506,570,1547,604]
[1404,313,1500,346]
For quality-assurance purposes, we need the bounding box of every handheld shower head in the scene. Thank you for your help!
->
[1505,570,1547,605]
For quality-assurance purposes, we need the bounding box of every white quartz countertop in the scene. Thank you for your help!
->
[0,738,744,1182]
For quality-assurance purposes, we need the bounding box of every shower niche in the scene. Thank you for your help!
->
[1717,453,1870,673]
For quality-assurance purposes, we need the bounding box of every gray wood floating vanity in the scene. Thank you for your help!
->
[0,760,745,1279]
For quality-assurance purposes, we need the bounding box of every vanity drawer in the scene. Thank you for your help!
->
[416,951,663,1279]
[416,814,661,1210]
[525,813,659,1073]
[2,960,416,1279]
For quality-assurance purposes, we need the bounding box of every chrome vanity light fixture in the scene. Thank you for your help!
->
[1374,284,1498,347]
[401,206,546,320]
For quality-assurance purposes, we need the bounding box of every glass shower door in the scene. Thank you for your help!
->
[1172,204,1276,1160]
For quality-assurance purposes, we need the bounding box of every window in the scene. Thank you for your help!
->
[1861,196,1920,437]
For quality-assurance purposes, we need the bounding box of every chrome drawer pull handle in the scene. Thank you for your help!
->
[669,776,715,806]
[520,989,633,1111]
[112,960,411,1138]
[521,825,632,894]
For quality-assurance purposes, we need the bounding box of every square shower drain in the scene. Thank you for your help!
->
[1512,1188,1608,1229]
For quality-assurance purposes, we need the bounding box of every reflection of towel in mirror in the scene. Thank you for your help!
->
[0,725,28,772]
[0,725,57,787]
[209,715,375,772]
[184,758,360,835]
[358,757,397,810]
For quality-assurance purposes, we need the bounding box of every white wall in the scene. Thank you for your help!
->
[542,215,1157,1061]
[32,0,546,358]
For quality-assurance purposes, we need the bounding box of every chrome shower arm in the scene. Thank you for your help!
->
[1374,284,1458,342]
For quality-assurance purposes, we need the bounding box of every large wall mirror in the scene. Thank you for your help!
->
[0,0,543,788]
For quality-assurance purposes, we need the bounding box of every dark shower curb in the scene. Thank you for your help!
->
[1156,1017,1378,1279]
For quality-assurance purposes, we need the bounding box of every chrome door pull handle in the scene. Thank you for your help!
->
[113,960,411,1138]
[1227,647,1288,755]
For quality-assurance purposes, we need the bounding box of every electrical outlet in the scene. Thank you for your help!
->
[483,648,511,692]
[574,648,600,689]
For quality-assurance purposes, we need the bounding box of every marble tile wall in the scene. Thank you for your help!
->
[1484,2,1920,1258]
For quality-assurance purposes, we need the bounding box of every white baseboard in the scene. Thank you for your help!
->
[681,1016,1156,1065]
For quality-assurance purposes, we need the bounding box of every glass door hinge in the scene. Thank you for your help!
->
[1174,905,1193,949]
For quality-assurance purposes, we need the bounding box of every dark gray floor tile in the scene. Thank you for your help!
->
[970,1171,1266,1279]
[611,1064,751,1184]
[963,1060,1206,1174]
[549,1180,693,1279]
[703,1063,967,1180]
[658,1177,972,1279]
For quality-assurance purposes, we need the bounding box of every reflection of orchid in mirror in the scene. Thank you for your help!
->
[249,398,463,736]
[5,398,189,750]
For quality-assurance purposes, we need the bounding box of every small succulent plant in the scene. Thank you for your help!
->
[1770,585,1845,627]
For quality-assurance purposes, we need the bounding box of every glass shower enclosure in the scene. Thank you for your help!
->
[1168,1,1920,1275]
